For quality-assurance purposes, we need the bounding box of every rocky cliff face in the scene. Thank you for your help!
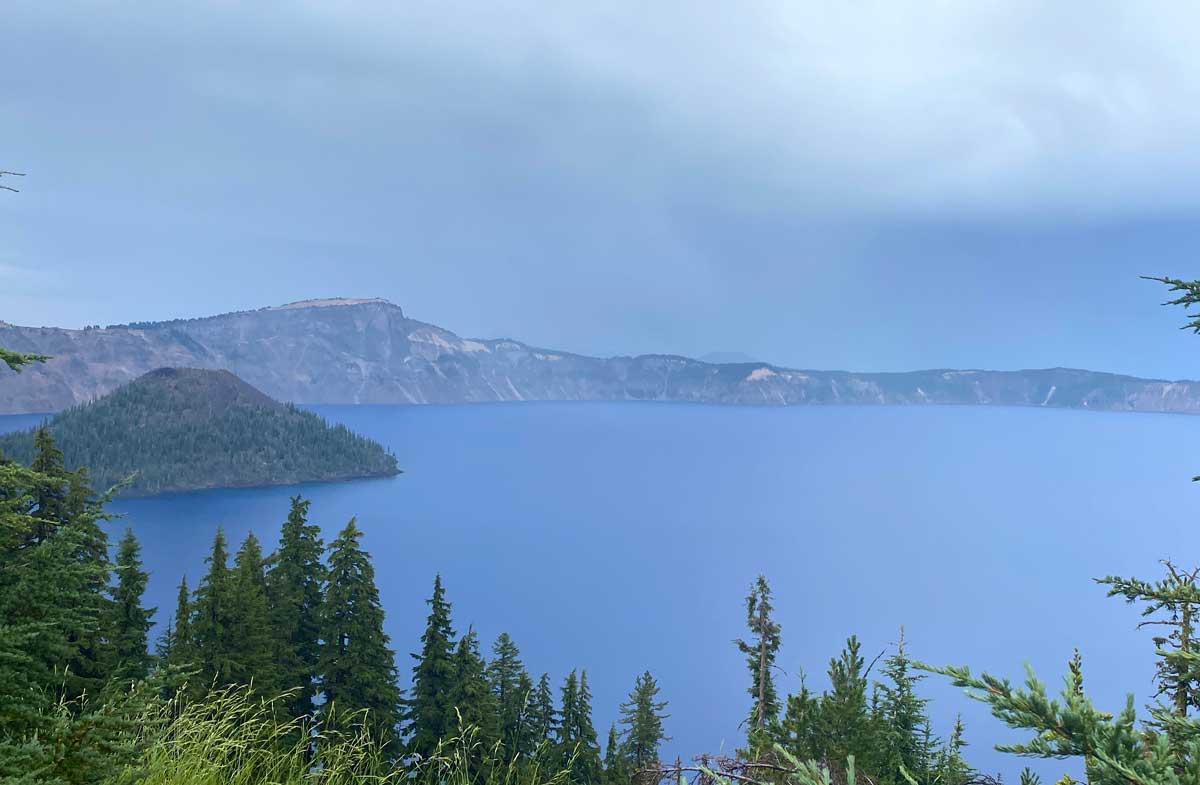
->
[4,298,1200,415]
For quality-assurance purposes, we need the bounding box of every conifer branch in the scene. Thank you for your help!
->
[0,170,25,192]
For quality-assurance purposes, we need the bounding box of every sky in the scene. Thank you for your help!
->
[6,1,1200,377]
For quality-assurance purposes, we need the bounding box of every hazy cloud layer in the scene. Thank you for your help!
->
[4,2,1200,376]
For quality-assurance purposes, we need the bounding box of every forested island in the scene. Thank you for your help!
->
[0,367,399,496]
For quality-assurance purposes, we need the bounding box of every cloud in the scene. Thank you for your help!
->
[9,0,1200,225]
[271,0,1200,219]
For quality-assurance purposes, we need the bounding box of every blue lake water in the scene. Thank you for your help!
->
[3,401,1195,778]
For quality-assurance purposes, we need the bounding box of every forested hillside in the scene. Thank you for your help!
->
[0,367,399,496]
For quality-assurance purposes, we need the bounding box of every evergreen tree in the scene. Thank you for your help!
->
[877,629,931,782]
[558,670,602,785]
[820,635,872,770]
[781,671,822,762]
[1100,560,1200,737]
[406,573,458,759]
[30,426,68,542]
[489,631,530,758]
[319,518,402,752]
[191,527,236,691]
[618,671,669,774]
[735,575,781,753]
[266,495,326,721]
[515,668,536,757]
[930,715,971,785]
[0,430,148,781]
[227,532,276,694]
[559,670,579,748]
[40,439,112,703]
[528,672,558,754]
[160,575,193,668]
[576,671,604,784]
[449,627,500,768]
[604,723,628,785]
[108,527,155,686]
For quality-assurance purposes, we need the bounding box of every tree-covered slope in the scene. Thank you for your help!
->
[0,367,400,496]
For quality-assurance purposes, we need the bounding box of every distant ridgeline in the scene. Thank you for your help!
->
[0,367,400,496]
[4,298,1200,415]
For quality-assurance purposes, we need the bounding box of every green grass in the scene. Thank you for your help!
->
[114,687,573,785]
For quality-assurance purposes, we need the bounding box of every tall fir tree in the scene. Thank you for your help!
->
[515,669,536,757]
[820,635,872,769]
[160,575,193,668]
[877,629,932,782]
[35,434,112,703]
[558,670,579,748]
[735,574,781,753]
[558,670,602,785]
[108,528,155,687]
[266,495,326,721]
[227,532,276,694]
[489,632,530,758]
[604,723,627,785]
[0,427,148,781]
[406,573,458,759]
[781,671,822,762]
[528,672,558,755]
[618,671,669,775]
[30,426,67,543]
[191,527,236,692]
[449,627,499,769]
[319,518,402,751]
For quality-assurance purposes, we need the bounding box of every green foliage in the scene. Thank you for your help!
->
[108,528,155,687]
[924,560,1200,785]
[192,527,237,692]
[319,517,403,753]
[0,368,399,496]
[781,673,823,763]
[0,345,48,374]
[773,626,969,784]
[0,429,156,784]
[1147,276,1200,336]
[820,636,873,771]
[407,573,459,760]
[1099,561,1200,729]
[489,632,533,759]
[115,685,573,785]
[736,574,782,753]
[265,495,326,722]
[557,671,602,785]
[618,671,670,772]
[450,628,501,771]
[227,532,276,695]
[529,673,558,762]
[603,723,627,785]
[159,575,194,670]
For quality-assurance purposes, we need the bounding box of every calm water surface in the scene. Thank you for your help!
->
[3,402,1194,777]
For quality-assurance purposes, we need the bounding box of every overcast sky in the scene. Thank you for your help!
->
[6,1,1200,377]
